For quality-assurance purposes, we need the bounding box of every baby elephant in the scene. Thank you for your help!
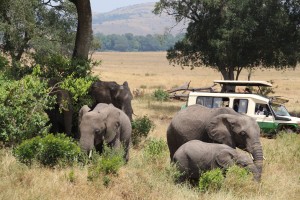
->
[173,140,260,182]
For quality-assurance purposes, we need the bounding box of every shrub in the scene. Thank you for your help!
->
[0,73,54,146]
[153,88,169,102]
[87,144,125,182]
[60,74,97,137]
[222,165,254,191]
[14,134,84,167]
[60,74,96,102]
[143,138,167,159]
[131,115,155,146]
[199,168,225,192]
[99,144,125,174]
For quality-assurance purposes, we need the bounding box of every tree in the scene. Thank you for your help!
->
[0,0,77,75]
[154,0,300,81]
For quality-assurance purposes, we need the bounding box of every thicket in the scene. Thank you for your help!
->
[0,51,97,167]
[0,68,53,146]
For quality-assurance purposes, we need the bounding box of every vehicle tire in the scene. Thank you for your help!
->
[282,127,295,133]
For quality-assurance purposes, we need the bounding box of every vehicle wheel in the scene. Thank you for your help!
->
[282,127,295,133]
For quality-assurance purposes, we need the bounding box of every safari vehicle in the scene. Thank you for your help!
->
[186,80,300,135]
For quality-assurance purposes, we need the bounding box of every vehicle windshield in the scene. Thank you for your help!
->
[270,103,290,116]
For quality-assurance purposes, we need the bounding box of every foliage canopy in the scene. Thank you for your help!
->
[0,0,77,65]
[154,0,300,80]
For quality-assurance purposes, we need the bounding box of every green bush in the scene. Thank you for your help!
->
[0,73,54,146]
[131,115,155,146]
[199,168,225,192]
[14,134,85,167]
[0,54,9,71]
[60,74,96,102]
[99,144,125,174]
[222,165,253,190]
[153,88,169,102]
[60,74,97,137]
[87,144,125,182]
[143,138,167,159]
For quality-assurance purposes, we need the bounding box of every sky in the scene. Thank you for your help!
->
[90,0,158,13]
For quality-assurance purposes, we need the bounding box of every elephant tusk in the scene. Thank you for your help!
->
[89,150,93,158]
[249,153,254,160]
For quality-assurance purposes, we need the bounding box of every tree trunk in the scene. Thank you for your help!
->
[69,0,92,60]
[219,66,236,92]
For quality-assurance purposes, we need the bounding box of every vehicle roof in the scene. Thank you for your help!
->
[213,80,273,87]
[189,91,271,103]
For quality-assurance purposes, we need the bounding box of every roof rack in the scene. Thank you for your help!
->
[213,80,272,87]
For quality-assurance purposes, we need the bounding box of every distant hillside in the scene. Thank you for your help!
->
[92,2,187,36]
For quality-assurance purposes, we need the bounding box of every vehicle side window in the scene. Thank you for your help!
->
[196,97,213,108]
[213,97,229,108]
[255,103,272,115]
[196,97,230,108]
[233,99,248,114]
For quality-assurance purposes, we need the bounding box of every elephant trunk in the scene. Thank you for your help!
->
[250,142,264,180]
[246,163,260,181]
[122,103,133,121]
[79,135,95,152]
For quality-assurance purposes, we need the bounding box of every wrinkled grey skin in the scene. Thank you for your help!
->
[173,140,260,182]
[90,80,133,121]
[46,79,73,137]
[167,105,263,180]
[79,103,132,162]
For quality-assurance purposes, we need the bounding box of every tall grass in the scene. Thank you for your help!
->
[1,133,299,199]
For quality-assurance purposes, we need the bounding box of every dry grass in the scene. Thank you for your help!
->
[1,52,300,200]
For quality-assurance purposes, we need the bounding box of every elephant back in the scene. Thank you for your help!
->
[90,80,133,121]
[90,80,118,104]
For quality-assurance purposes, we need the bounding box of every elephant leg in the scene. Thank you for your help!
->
[167,125,180,160]
[63,110,73,137]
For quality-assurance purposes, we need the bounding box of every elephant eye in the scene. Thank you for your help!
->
[239,131,246,136]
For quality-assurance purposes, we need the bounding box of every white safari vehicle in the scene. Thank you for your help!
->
[186,80,300,135]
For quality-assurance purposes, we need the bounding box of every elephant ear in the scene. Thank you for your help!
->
[216,149,236,168]
[78,105,91,126]
[225,115,245,136]
[123,81,129,87]
[206,114,235,147]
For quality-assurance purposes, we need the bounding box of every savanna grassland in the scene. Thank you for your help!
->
[1,52,300,200]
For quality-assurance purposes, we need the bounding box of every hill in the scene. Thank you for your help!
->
[92,2,187,36]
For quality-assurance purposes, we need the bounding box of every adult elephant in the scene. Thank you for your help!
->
[46,79,73,137]
[79,103,132,162]
[167,105,263,179]
[90,80,133,121]
[173,140,260,182]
